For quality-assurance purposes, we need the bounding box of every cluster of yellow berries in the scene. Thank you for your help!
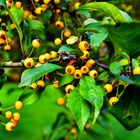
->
[6,0,22,9]
[4,101,23,131]
[30,80,45,89]
[0,30,13,51]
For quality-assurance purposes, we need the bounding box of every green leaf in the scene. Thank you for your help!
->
[97,71,109,81]
[23,93,40,105]
[110,85,140,130]
[119,75,140,87]
[68,88,91,132]
[59,74,74,87]
[107,23,140,57]
[58,45,74,53]
[0,0,23,54]
[26,19,45,32]
[10,5,24,25]
[79,76,105,124]
[19,63,62,87]
[78,2,132,23]
[109,61,123,76]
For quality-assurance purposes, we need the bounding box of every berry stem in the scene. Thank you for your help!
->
[0,106,14,111]
[30,0,36,9]
[0,120,6,126]
[28,47,35,57]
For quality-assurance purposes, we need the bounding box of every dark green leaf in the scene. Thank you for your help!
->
[27,19,45,32]
[59,74,74,87]
[23,93,40,105]
[68,88,91,132]
[107,23,140,57]
[19,63,62,87]
[79,76,105,124]
[97,71,109,81]
[110,85,140,130]
[79,2,132,23]
[109,61,123,76]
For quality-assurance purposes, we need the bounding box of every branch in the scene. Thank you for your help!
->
[95,60,109,70]
[0,61,23,68]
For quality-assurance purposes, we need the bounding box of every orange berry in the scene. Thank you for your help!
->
[53,81,59,88]
[65,65,75,74]
[64,29,71,38]
[104,84,113,93]
[57,97,64,106]
[86,59,96,68]
[10,119,18,127]
[74,69,82,79]
[80,65,89,74]
[13,112,20,121]
[15,1,22,9]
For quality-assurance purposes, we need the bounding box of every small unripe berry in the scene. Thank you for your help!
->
[65,65,75,74]
[5,122,14,131]
[89,70,98,78]
[54,0,60,5]
[5,111,12,119]
[32,39,41,48]
[15,101,23,110]
[109,97,119,106]
[54,38,62,45]
[23,58,35,68]
[57,97,64,106]
[13,112,20,121]
[104,84,113,93]
[37,80,45,88]
[74,69,82,79]
[65,84,75,93]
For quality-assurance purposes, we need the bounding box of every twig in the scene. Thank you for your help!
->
[0,62,23,68]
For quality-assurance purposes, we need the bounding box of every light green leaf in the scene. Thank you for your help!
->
[79,76,105,124]
[59,74,74,87]
[109,61,123,76]
[78,2,132,23]
[68,88,91,132]
[19,63,62,87]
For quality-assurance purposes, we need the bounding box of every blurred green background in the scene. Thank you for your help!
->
[0,83,140,140]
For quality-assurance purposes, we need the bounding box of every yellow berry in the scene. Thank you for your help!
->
[133,67,140,75]
[37,80,45,88]
[23,58,35,68]
[23,10,30,19]
[10,24,15,29]
[0,30,6,39]
[5,122,14,131]
[34,0,40,2]
[65,65,75,74]
[32,39,41,48]
[74,2,81,9]
[5,111,12,119]
[34,7,43,15]
[54,0,60,5]
[89,70,98,78]
[64,29,71,38]
[86,59,95,68]
[70,127,76,134]
[78,41,88,51]
[74,69,82,79]
[6,0,13,8]
[38,54,47,64]
[44,53,51,60]
[65,84,75,93]
[50,51,57,58]
[104,84,113,93]
[80,65,89,74]
[55,20,64,28]
[15,1,22,9]
[57,97,64,106]
[10,119,18,127]
[0,38,5,46]
[13,112,20,121]
[81,50,89,59]
[4,45,11,51]
[54,38,62,45]
[15,101,23,110]
[43,0,51,4]
[53,80,59,88]
[30,82,37,89]
[109,97,119,106]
